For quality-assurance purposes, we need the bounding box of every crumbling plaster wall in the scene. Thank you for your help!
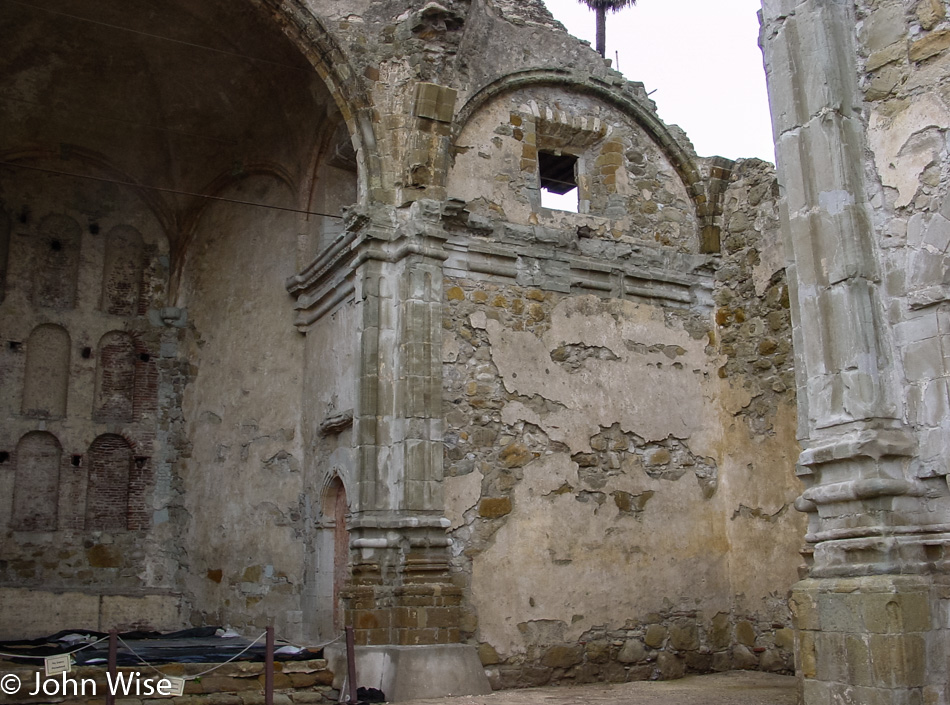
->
[440,153,804,686]
[178,177,307,638]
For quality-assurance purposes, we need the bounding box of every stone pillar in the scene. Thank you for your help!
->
[289,202,490,699]
[760,0,950,702]
[345,200,461,647]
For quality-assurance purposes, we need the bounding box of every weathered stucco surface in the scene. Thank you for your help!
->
[1,0,812,694]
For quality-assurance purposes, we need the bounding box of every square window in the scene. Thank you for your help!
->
[538,151,579,213]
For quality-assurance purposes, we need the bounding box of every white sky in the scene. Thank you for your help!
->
[542,0,776,163]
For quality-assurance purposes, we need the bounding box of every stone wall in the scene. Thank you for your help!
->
[1,0,812,693]
[438,152,803,685]
[0,171,186,626]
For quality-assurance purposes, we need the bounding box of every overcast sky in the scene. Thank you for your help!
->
[542,0,776,163]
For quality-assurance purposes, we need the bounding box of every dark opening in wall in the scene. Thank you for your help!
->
[50,239,62,252]
[81,347,92,359]
[138,353,150,363]
[0,452,8,463]
[71,454,82,467]
[89,222,100,234]
[539,151,579,212]
[8,341,21,352]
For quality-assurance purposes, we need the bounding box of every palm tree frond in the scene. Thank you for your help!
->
[579,0,636,11]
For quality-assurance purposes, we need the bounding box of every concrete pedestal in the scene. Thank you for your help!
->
[324,643,492,702]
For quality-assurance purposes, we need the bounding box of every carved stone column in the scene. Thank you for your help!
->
[344,201,461,646]
[760,0,950,702]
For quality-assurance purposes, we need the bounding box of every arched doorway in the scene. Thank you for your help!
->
[308,475,350,639]
[326,477,350,631]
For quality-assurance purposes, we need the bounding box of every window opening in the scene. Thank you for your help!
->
[539,151,579,213]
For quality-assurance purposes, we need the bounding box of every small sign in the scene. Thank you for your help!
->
[44,654,71,676]
[166,677,186,697]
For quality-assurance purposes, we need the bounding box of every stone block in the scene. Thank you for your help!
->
[414,82,457,123]
[918,0,947,29]
[735,620,756,646]
[863,591,932,633]
[818,591,864,633]
[910,29,950,63]
[774,628,794,650]
[709,613,732,649]
[617,639,646,663]
[477,642,500,665]
[844,634,873,687]
[669,621,699,651]
[644,624,667,648]
[869,633,926,688]
[540,645,583,669]
[732,644,758,670]
[798,630,817,679]
[656,652,685,680]
[478,497,512,518]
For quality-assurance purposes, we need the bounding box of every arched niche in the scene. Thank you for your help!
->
[11,431,62,531]
[32,214,81,309]
[22,323,70,419]
[85,434,132,531]
[93,331,135,423]
[101,225,144,316]
[310,475,350,638]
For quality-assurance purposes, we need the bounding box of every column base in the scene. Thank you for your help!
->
[791,574,950,704]
[324,643,492,702]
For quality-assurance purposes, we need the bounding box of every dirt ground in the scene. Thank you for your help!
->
[399,671,798,705]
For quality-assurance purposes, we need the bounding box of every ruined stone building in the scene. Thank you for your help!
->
[0,0,947,702]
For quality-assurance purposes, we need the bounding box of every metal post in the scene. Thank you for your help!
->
[265,626,274,705]
[106,629,117,705]
[345,626,358,704]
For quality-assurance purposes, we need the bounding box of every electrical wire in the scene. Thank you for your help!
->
[0,93,237,146]
[0,161,344,219]
[3,0,315,74]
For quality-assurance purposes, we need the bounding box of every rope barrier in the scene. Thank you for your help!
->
[0,631,338,681]
[116,632,268,681]
[276,633,344,651]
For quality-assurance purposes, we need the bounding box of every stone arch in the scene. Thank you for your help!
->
[455,70,702,191]
[101,225,145,316]
[85,433,133,531]
[248,0,378,201]
[452,69,709,248]
[11,431,62,531]
[22,324,70,419]
[32,213,81,309]
[94,331,136,423]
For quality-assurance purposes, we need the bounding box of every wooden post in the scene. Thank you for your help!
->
[345,626,358,704]
[265,626,274,705]
[106,629,117,705]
